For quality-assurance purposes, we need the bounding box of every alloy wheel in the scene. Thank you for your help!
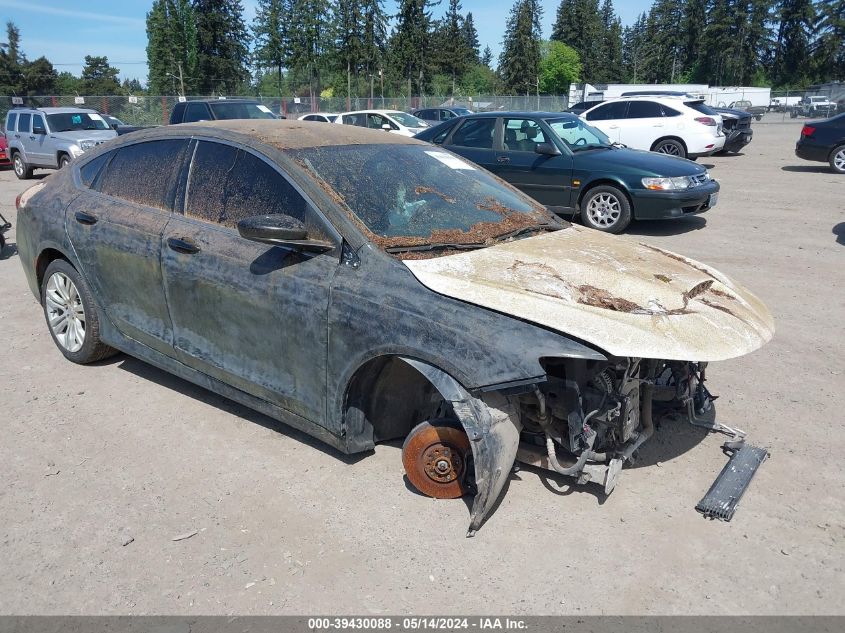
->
[13,155,24,177]
[587,193,621,228]
[834,149,845,172]
[656,142,681,156]
[45,272,86,353]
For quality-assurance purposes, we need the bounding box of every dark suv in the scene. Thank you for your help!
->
[169,99,282,124]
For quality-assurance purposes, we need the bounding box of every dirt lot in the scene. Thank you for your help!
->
[0,122,843,616]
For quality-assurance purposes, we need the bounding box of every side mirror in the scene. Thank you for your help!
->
[111,123,119,130]
[237,214,333,252]
[381,123,392,131]
[33,125,46,135]
[535,142,561,157]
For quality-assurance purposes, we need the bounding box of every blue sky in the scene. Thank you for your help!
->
[0,0,644,83]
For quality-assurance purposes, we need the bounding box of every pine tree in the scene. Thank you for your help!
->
[286,0,333,101]
[597,0,622,83]
[147,1,199,95]
[622,12,649,83]
[0,21,26,95]
[193,0,250,95]
[551,0,602,82]
[361,0,387,95]
[813,0,845,81]
[462,12,480,63]
[499,0,543,95]
[252,0,287,97]
[335,0,364,99]
[390,0,436,95]
[481,45,493,68]
[80,56,121,95]
[442,0,469,94]
[774,0,816,87]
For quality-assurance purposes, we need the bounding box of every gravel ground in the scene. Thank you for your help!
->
[0,122,843,615]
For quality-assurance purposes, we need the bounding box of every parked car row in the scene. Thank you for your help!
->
[14,118,775,532]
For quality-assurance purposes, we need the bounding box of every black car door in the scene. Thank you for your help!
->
[160,140,340,427]
[65,139,190,355]
[491,117,573,208]
[442,117,498,171]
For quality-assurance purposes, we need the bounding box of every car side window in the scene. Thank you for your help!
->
[367,113,393,129]
[186,141,326,239]
[79,151,113,188]
[98,139,188,209]
[343,113,366,127]
[6,112,17,132]
[441,110,456,120]
[17,113,31,133]
[626,101,663,118]
[184,102,211,123]
[32,114,46,133]
[503,118,549,152]
[431,124,452,145]
[661,104,682,117]
[449,118,495,149]
[586,102,627,121]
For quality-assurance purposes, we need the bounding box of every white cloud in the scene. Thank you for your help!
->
[0,0,145,27]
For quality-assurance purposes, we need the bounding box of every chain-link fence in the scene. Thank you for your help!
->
[2,87,841,126]
[0,94,572,126]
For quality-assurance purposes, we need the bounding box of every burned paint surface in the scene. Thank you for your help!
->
[405,225,775,362]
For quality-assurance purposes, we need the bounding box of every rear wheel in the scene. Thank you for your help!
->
[13,153,32,180]
[58,154,71,169]
[402,419,471,499]
[652,138,686,158]
[580,185,632,234]
[829,145,845,174]
[41,259,117,364]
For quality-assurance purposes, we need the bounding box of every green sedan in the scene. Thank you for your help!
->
[414,111,720,233]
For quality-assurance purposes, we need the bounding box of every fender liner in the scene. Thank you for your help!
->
[400,357,525,536]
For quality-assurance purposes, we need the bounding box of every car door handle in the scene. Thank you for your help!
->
[497,156,510,164]
[29,135,36,140]
[652,124,664,128]
[167,237,201,254]
[74,211,98,225]
[608,125,619,129]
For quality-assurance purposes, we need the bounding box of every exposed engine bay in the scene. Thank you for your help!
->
[514,357,723,495]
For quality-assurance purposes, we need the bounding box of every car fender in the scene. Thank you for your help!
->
[399,357,522,536]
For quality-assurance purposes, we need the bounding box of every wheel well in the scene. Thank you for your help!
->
[343,356,451,447]
[57,151,69,162]
[36,248,70,290]
[577,179,632,210]
[650,136,687,153]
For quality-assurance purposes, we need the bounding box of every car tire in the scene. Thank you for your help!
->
[652,138,686,159]
[830,145,845,174]
[58,154,70,169]
[13,152,33,180]
[580,185,632,234]
[41,259,118,364]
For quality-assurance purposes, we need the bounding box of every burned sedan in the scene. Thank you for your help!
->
[15,121,774,534]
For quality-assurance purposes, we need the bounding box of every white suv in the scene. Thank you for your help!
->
[580,96,725,159]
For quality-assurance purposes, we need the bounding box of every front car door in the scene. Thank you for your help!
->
[30,113,53,166]
[492,117,573,208]
[160,139,340,427]
[65,139,189,355]
[442,117,499,172]
[584,101,628,143]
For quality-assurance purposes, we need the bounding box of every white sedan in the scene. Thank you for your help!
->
[298,113,339,123]
[334,109,429,137]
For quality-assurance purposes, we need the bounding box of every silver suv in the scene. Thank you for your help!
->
[4,107,117,179]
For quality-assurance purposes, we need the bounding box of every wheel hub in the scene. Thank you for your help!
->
[422,445,463,483]
[402,421,471,499]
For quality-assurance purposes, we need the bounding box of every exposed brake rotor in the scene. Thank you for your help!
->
[402,420,471,499]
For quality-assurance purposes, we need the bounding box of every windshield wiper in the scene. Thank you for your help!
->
[491,223,560,243]
[385,242,488,254]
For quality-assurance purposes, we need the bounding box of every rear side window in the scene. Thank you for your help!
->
[6,112,17,132]
[98,139,188,209]
[79,151,113,188]
[626,101,664,118]
[184,102,211,123]
[186,141,307,229]
[661,104,682,116]
[17,113,31,133]
[430,123,453,144]
[449,118,495,149]
[585,101,627,121]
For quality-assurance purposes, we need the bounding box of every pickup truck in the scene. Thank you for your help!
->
[728,100,767,120]
[790,96,837,118]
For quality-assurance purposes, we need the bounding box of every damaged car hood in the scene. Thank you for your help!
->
[403,226,774,361]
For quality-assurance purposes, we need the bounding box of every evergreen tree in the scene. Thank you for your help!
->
[499,0,543,95]
[252,0,287,97]
[773,0,816,87]
[23,57,57,95]
[390,0,436,95]
[643,0,686,83]
[814,0,845,80]
[361,0,388,94]
[622,12,649,83]
[79,56,121,95]
[551,0,602,82]
[286,0,333,100]
[442,0,469,94]
[193,0,250,94]
[481,45,493,68]
[597,0,622,83]
[335,0,364,99]
[0,21,25,95]
[462,12,480,63]
[147,1,199,95]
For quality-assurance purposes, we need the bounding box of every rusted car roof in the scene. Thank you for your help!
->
[178,119,425,150]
